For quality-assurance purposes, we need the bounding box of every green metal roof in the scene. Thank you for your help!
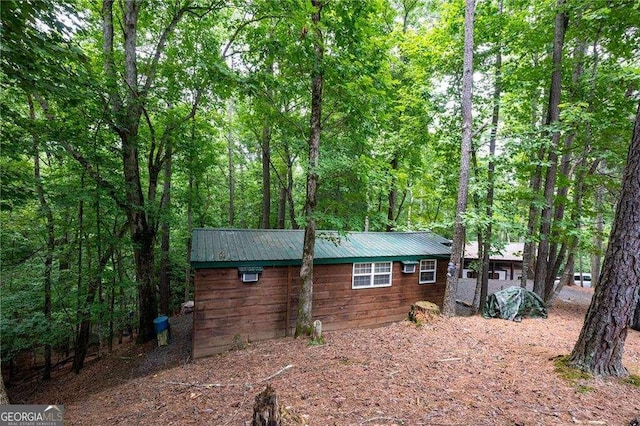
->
[191,228,451,268]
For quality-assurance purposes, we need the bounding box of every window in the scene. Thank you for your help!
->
[241,272,259,283]
[238,266,263,283]
[419,259,437,284]
[401,261,417,274]
[352,262,392,289]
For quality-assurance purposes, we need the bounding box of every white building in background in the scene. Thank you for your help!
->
[462,242,525,281]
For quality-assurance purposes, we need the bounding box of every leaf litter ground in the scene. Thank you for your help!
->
[8,285,640,425]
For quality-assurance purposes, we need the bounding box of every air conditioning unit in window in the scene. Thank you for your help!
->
[238,266,263,283]
[401,261,417,274]
[241,272,259,283]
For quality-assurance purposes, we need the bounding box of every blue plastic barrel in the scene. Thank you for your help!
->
[153,315,169,333]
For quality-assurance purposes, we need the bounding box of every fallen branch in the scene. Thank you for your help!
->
[164,364,295,389]
[437,357,463,362]
[360,416,405,425]
[261,364,294,382]
[163,380,237,388]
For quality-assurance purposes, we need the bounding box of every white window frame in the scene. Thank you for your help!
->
[241,272,259,283]
[352,262,392,289]
[419,259,437,284]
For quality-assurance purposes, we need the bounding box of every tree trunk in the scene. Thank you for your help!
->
[133,232,157,343]
[261,119,272,229]
[296,0,324,337]
[73,224,127,373]
[442,0,475,316]
[287,165,298,229]
[533,0,568,298]
[479,5,502,310]
[469,144,483,312]
[545,39,587,300]
[185,117,196,301]
[277,185,286,229]
[591,165,605,288]
[386,156,398,232]
[159,142,172,315]
[29,95,54,380]
[520,56,544,290]
[227,99,236,226]
[100,0,204,342]
[568,101,640,376]
[185,173,193,301]
[521,152,543,289]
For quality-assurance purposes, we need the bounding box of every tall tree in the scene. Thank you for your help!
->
[473,0,503,312]
[296,0,324,337]
[532,0,568,298]
[159,139,172,316]
[28,95,54,380]
[568,101,640,376]
[442,0,475,316]
[97,0,211,342]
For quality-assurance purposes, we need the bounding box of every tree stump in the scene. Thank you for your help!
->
[252,384,281,426]
[409,300,441,324]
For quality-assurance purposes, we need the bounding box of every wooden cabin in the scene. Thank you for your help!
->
[190,228,452,358]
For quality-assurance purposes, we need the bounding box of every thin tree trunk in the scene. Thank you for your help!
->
[296,0,324,336]
[227,99,235,226]
[533,0,568,297]
[185,117,196,302]
[469,144,483,312]
[28,95,54,380]
[159,141,172,315]
[185,172,193,301]
[520,57,544,289]
[108,272,115,352]
[591,174,605,288]
[443,0,475,316]
[545,39,587,300]
[72,223,128,373]
[277,185,286,229]
[479,4,502,310]
[287,167,298,229]
[569,101,640,376]
[386,156,398,232]
[521,150,543,289]
[261,126,272,228]
[472,229,483,312]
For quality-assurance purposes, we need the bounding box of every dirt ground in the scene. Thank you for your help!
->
[7,285,640,426]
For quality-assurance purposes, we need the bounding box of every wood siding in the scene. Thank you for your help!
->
[193,260,447,358]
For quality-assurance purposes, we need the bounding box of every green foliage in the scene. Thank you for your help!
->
[553,355,594,392]
[308,335,325,346]
[625,375,640,387]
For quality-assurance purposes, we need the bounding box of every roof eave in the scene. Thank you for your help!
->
[191,253,451,269]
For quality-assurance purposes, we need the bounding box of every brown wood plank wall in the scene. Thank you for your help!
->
[193,260,447,358]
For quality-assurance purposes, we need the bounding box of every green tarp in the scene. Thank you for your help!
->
[482,286,548,321]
